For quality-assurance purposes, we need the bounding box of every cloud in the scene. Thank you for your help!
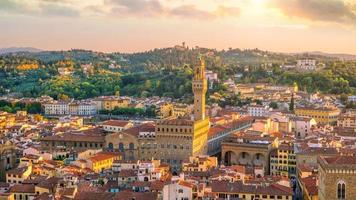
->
[39,3,80,17]
[105,0,241,19]
[271,0,356,24]
[106,0,165,17]
[170,5,215,19]
[0,0,80,17]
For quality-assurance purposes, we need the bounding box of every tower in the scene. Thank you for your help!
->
[192,57,208,121]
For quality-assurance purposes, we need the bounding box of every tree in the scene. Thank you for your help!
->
[269,101,278,109]
[289,93,295,111]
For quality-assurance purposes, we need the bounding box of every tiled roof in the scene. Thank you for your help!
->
[102,120,131,127]
[9,184,35,193]
[113,191,157,200]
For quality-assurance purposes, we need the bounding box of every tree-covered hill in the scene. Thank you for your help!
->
[0,47,355,100]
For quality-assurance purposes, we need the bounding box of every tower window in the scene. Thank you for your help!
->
[337,181,346,199]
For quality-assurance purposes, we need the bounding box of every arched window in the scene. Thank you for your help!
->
[129,143,135,150]
[119,143,124,151]
[108,143,114,150]
[337,181,346,200]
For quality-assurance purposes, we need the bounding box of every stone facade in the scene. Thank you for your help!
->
[318,156,356,200]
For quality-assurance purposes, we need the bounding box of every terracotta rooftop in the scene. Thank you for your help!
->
[123,123,155,137]
[211,181,293,196]
[102,120,131,127]
[9,184,35,193]
[113,191,157,200]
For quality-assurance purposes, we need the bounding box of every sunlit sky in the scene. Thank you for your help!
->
[1,0,356,54]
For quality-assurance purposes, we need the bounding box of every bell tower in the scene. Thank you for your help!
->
[192,57,207,121]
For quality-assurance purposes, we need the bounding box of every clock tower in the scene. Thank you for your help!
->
[192,58,208,121]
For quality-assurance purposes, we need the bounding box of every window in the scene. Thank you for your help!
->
[129,142,135,150]
[178,189,183,193]
[119,143,124,151]
[337,181,346,200]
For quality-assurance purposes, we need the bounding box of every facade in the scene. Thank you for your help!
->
[44,101,97,116]
[151,58,210,171]
[292,117,317,139]
[318,156,356,200]
[40,129,105,152]
[182,156,217,172]
[337,112,356,128]
[87,152,122,173]
[163,180,193,200]
[0,142,17,181]
[6,166,32,184]
[295,106,341,125]
[270,143,296,177]
[348,96,356,103]
[222,133,278,174]
[207,117,253,156]
[102,120,134,132]
[93,96,130,111]
[297,59,316,70]
[247,105,269,117]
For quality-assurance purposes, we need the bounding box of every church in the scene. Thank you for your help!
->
[104,58,210,171]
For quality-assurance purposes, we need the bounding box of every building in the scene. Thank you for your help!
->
[297,59,316,71]
[205,70,218,89]
[348,96,356,103]
[87,152,122,173]
[247,105,269,117]
[93,96,131,111]
[156,103,174,119]
[102,120,134,132]
[295,106,341,125]
[44,101,97,116]
[40,128,105,152]
[182,156,217,172]
[6,165,32,184]
[318,156,356,200]
[222,132,278,174]
[151,58,210,171]
[0,142,17,181]
[207,116,253,156]
[210,180,293,200]
[270,143,296,177]
[163,180,194,200]
[292,117,317,139]
[337,112,356,128]
[296,147,339,167]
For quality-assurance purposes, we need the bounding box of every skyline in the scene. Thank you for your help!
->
[1,0,356,54]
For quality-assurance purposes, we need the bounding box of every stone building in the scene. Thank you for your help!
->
[318,156,356,200]
[152,58,210,171]
[105,58,210,172]
[222,132,278,174]
[0,141,17,181]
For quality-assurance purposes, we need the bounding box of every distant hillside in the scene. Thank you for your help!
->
[0,47,43,55]
[307,51,356,61]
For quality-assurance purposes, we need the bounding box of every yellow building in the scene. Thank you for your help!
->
[270,143,296,177]
[156,103,174,119]
[94,96,130,111]
[0,193,14,200]
[88,152,122,173]
[182,155,217,172]
[6,165,32,184]
[295,106,341,125]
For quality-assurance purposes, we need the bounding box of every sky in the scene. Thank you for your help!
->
[0,0,356,54]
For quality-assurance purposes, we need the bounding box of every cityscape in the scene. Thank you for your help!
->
[1,0,356,200]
